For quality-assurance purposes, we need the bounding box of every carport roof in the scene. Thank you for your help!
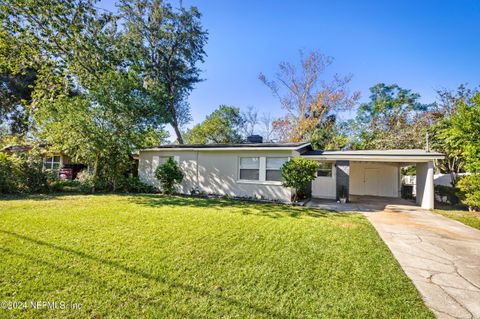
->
[301,149,444,162]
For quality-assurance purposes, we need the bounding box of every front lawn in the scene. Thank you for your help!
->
[435,208,480,230]
[0,194,433,318]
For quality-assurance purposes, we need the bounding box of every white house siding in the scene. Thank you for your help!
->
[350,162,400,197]
[138,149,293,202]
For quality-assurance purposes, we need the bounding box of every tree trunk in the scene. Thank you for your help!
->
[92,156,99,193]
[172,121,184,144]
[168,99,184,144]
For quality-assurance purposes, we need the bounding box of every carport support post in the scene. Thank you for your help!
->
[416,161,434,210]
[336,160,350,202]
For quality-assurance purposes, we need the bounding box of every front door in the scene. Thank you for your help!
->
[364,168,379,196]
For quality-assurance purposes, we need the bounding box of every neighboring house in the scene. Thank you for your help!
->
[138,136,444,209]
[1,144,86,179]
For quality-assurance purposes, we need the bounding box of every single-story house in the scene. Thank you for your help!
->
[138,136,444,209]
[1,144,86,179]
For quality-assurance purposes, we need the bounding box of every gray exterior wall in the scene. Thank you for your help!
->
[139,149,294,202]
[335,160,350,201]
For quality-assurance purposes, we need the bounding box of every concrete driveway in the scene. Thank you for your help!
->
[366,204,480,319]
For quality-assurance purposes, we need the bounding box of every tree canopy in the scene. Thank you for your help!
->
[352,83,432,149]
[185,105,245,144]
[0,0,204,188]
[260,50,359,145]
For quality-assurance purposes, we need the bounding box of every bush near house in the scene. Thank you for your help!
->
[281,157,319,201]
[457,174,480,211]
[434,185,460,205]
[0,152,49,194]
[155,157,184,194]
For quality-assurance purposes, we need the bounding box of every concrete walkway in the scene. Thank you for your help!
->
[366,204,480,319]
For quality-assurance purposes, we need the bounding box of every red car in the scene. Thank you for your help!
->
[59,164,87,180]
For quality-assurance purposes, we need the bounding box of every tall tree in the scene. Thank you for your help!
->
[259,50,359,143]
[352,83,431,149]
[0,0,172,188]
[119,0,208,144]
[185,105,244,144]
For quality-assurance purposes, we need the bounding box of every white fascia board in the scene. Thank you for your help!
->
[302,155,444,162]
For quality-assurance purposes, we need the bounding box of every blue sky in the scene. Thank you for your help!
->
[100,0,480,130]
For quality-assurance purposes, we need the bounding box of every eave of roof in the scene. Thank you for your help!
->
[302,149,445,162]
[141,142,311,152]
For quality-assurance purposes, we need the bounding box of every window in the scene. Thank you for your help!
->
[317,162,333,177]
[239,157,260,180]
[266,157,288,181]
[44,156,61,170]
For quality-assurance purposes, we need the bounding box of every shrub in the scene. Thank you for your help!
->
[457,174,480,211]
[0,153,19,193]
[77,170,96,193]
[281,157,319,201]
[434,185,460,205]
[49,180,81,193]
[18,157,49,193]
[154,158,184,194]
[0,153,49,194]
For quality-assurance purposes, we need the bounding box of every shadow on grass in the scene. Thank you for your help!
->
[0,229,293,318]
[128,194,348,219]
[0,192,93,201]
[0,192,348,219]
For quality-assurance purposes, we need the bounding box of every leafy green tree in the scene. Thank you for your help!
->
[428,85,479,186]
[0,69,36,135]
[119,0,208,144]
[448,93,480,173]
[186,105,245,144]
[155,157,184,194]
[0,0,181,190]
[457,175,480,211]
[310,115,349,150]
[281,157,319,201]
[352,83,431,149]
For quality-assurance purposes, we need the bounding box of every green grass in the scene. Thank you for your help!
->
[0,194,433,318]
[435,208,480,230]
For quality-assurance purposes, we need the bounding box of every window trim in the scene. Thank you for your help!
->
[43,155,61,171]
[265,157,288,182]
[316,162,333,178]
[238,157,261,181]
[237,156,289,184]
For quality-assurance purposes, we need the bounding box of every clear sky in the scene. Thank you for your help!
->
[100,0,480,130]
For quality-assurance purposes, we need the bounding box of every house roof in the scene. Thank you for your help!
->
[302,149,445,162]
[142,142,311,151]
[1,144,48,154]
[141,143,444,162]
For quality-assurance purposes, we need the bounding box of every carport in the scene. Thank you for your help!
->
[301,150,444,210]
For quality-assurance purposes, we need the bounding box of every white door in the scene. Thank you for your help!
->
[364,168,379,196]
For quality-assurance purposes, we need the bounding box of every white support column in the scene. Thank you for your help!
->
[416,161,434,210]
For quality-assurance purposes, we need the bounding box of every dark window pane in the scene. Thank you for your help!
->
[266,170,282,181]
[240,169,259,180]
[317,169,332,177]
